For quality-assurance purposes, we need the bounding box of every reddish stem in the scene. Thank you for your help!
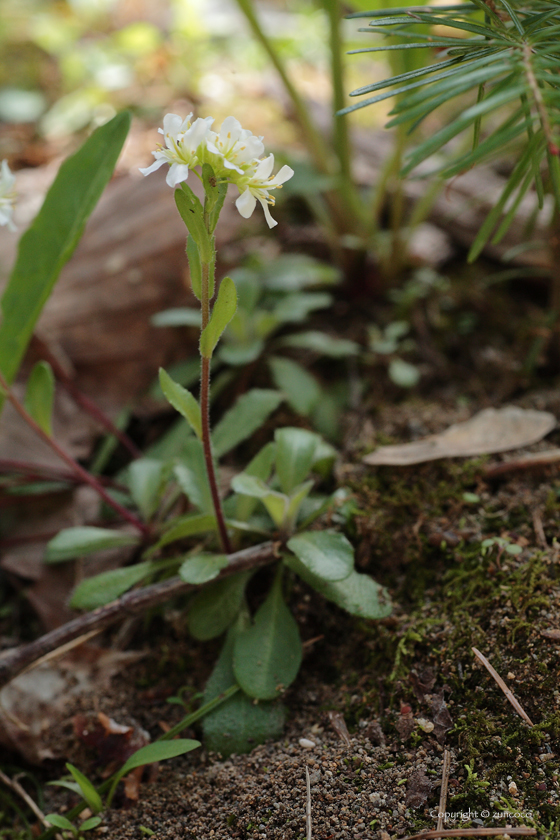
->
[0,370,149,536]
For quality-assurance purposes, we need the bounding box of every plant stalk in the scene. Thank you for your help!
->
[200,236,232,555]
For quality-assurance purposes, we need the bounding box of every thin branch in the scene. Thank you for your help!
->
[0,541,278,689]
[472,647,534,726]
[436,749,451,833]
[0,769,52,831]
[399,829,536,840]
[0,369,148,536]
[484,449,560,478]
[305,766,312,840]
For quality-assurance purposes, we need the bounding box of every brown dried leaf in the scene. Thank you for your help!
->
[396,708,415,741]
[410,668,436,702]
[364,407,556,466]
[405,768,433,808]
[430,691,453,744]
[541,628,560,641]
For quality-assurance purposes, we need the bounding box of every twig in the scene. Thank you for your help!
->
[0,768,53,830]
[484,449,560,478]
[31,335,142,459]
[532,509,547,549]
[436,749,451,833]
[0,368,148,536]
[0,541,278,689]
[305,766,312,840]
[472,648,534,726]
[399,829,536,840]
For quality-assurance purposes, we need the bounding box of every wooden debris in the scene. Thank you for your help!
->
[472,647,534,726]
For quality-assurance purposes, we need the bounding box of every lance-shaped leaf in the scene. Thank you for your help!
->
[212,389,283,458]
[0,111,131,411]
[24,361,55,435]
[159,368,202,439]
[174,185,213,263]
[230,473,287,529]
[275,427,320,495]
[202,163,228,232]
[157,513,217,548]
[285,553,392,619]
[65,764,103,814]
[69,561,153,610]
[126,458,166,521]
[202,620,286,756]
[233,569,302,700]
[188,570,251,640]
[179,553,228,585]
[268,356,322,416]
[186,235,203,299]
[200,277,237,359]
[287,530,354,582]
[106,739,200,807]
[45,526,140,563]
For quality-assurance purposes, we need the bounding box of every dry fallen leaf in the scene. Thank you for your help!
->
[363,407,556,466]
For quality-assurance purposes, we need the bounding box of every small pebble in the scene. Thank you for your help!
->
[508,781,518,795]
[299,738,316,749]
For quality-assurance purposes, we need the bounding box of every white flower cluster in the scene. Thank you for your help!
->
[140,114,294,228]
[0,160,16,231]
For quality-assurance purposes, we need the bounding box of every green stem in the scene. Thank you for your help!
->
[234,0,333,176]
[200,222,232,555]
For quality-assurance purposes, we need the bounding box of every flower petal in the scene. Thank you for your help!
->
[139,156,166,176]
[255,154,274,180]
[258,196,277,228]
[235,188,257,219]
[273,165,294,186]
[167,163,191,187]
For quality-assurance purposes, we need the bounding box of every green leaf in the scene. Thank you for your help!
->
[263,254,341,291]
[157,513,217,548]
[45,814,75,831]
[388,358,420,388]
[118,739,200,776]
[268,356,322,416]
[275,427,320,495]
[233,569,302,700]
[200,276,238,359]
[188,571,251,640]
[179,553,228,585]
[24,361,55,435]
[273,292,332,324]
[106,739,200,806]
[65,763,103,814]
[174,439,213,514]
[159,368,202,439]
[212,389,283,458]
[70,561,153,610]
[234,441,277,523]
[230,473,287,529]
[202,623,285,756]
[45,527,140,563]
[286,555,392,619]
[0,111,131,410]
[202,163,228,232]
[280,331,359,357]
[186,235,202,299]
[174,185,213,263]
[127,458,165,521]
[152,308,202,328]
[80,816,103,831]
[284,480,314,534]
[287,530,354,582]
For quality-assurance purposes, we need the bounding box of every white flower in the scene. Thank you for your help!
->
[206,116,265,176]
[235,154,294,228]
[0,160,16,231]
[139,112,214,187]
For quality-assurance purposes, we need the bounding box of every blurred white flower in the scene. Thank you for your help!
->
[0,160,16,231]
[235,154,294,228]
[206,116,264,175]
[140,112,214,187]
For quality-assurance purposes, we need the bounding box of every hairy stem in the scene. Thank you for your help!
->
[0,369,148,536]
[200,253,232,555]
